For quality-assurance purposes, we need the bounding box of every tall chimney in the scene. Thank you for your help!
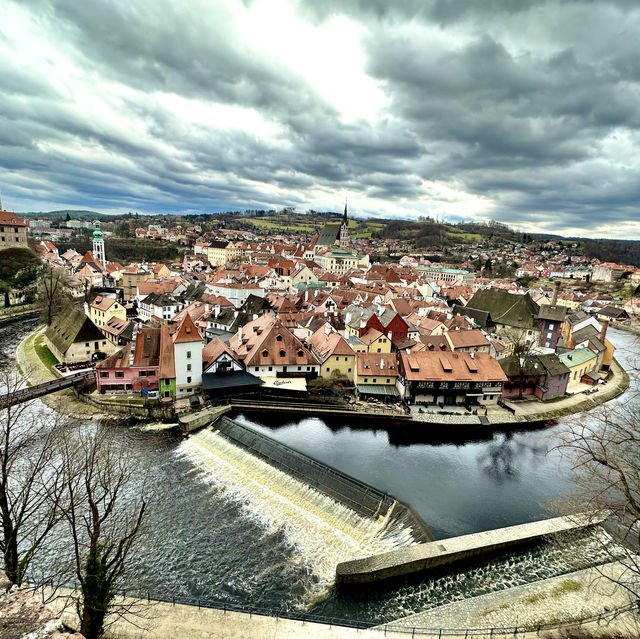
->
[551,281,560,305]
[600,320,609,342]
[129,329,138,366]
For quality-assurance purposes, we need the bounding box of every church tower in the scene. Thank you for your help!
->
[92,220,106,266]
[339,199,350,249]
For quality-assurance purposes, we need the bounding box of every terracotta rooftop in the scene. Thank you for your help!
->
[400,351,507,383]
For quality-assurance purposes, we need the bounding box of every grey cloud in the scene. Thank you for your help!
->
[1,0,640,233]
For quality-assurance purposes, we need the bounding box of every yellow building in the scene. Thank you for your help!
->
[206,241,231,267]
[308,327,356,383]
[355,353,399,400]
[359,328,392,353]
[90,295,127,328]
[559,348,599,390]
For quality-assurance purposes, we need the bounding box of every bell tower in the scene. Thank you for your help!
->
[92,220,106,266]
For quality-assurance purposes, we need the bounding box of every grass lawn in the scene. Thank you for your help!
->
[447,230,482,242]
[34,335,59,369]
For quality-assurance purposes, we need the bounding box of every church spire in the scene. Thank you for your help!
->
[339,198,350,249]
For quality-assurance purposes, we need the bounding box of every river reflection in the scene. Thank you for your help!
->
[0,320,637,622]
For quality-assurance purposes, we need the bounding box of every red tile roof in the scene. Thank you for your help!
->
[400,351,507,382]
[172,314,203,344]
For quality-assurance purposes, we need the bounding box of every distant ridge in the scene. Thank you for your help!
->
[20,210,109,219]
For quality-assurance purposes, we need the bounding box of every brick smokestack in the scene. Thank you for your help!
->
[551,281,560,305]
[600,320,609,342]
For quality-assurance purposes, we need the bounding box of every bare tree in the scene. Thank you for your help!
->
[502,328,534,399]
[554,401,640,600]
[59,424,147,639]
[0,372,66,585]
[37,264,73,326]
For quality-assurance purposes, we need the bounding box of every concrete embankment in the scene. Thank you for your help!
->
[336,513,605,585]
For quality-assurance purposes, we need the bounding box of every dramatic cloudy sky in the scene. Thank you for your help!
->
[2,0,640,237]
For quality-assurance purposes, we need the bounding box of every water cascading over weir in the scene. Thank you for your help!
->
[179,416,432,593]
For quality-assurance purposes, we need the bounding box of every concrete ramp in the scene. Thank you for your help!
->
[336,513,605,585]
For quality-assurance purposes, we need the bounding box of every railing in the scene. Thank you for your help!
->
[0,370,95,408]
[226,398,408,416]
[27,578,640,637]
[0,303,38,318]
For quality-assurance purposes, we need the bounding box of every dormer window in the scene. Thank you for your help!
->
[262,350,269,357]
[297,350,304,357]
[276,334,283,342]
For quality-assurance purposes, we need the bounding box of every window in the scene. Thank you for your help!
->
[268,366,273,372]
[326,368,330,373]
[297,350,304,357]
[377,348,381,353]
[187,364,192,371]
[254,367,259,371]
[139,370,147,377]
[187,351,192,359]
[262,350,269,357]
[348,368,351,373]
[364,378,368,383]
[115,371,124,378]
[298,366,301,371]
[187,376,191,383]
[85,342,89,347]
[99,372,109,378]
[279,349,286,357]
[386,378,390,384]
[276,334,283,342]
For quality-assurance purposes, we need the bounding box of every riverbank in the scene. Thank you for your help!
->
[14,326,105,418]
[14,325,632,428]
[41,560,640,639]
[382,560,640,636]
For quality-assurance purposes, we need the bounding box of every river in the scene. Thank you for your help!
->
[1,319,637,624]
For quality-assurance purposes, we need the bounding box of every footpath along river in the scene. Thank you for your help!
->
[1,319,637,624]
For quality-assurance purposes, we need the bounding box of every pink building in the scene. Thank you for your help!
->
[96,327,160,393]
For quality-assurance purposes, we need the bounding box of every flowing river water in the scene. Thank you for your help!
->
[1,318,637,624]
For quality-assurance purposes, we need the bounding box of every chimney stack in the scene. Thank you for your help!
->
[551,281,560,305]
[129,329,138,366]
[600,320,609,342]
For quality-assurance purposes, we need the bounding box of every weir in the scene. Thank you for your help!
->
[180,416,431,593]
[335,513,607,586]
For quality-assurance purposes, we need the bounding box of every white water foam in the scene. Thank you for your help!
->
[178,428,417,598]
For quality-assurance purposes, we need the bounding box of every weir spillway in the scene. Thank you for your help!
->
[180,416,431,594]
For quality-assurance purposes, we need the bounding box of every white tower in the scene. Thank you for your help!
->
[92,220,106,266]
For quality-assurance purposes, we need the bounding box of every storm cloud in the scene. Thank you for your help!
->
[1,0,639,237]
